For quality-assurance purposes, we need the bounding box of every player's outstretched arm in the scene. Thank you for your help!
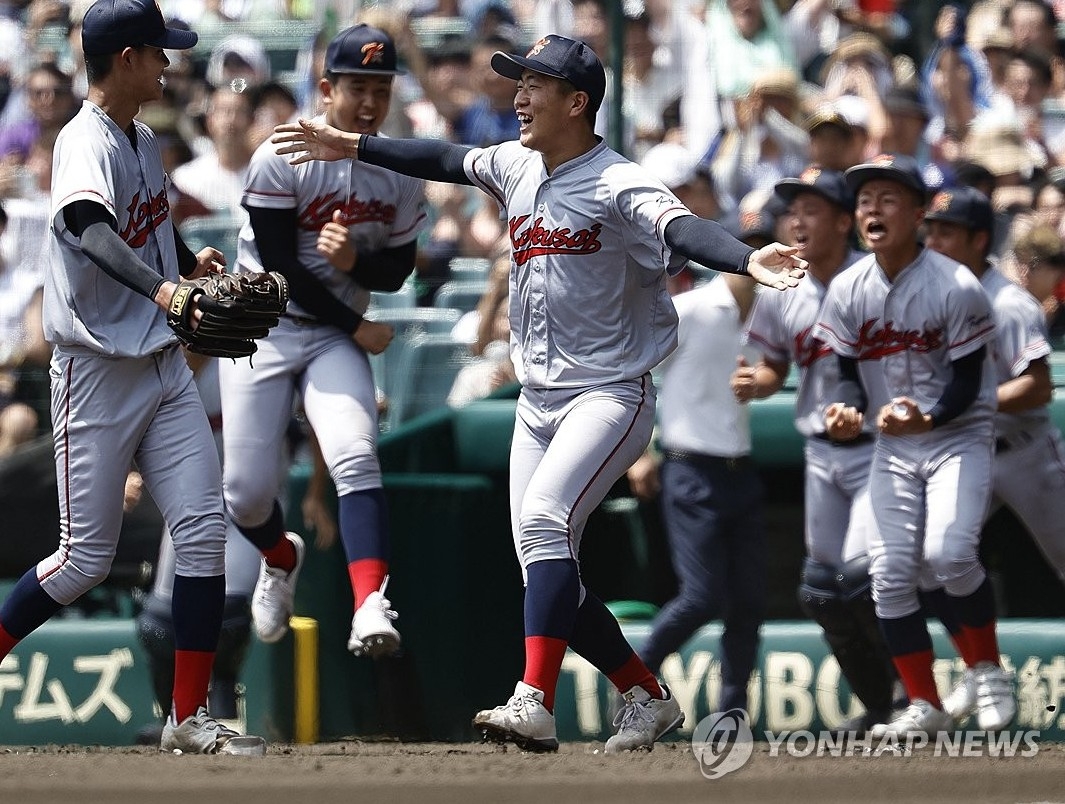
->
[663,216,806,290]
[273,119,475,185]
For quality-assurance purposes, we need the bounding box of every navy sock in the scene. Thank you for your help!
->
[919,587,963,638]
[524,559,580,638]
[235,500,285,552]
[0,569,63,640]
[879,610,933,657]
[568,589,635,675]
[949,576,997,629]
[172,575,225,651]
[338,488,390,563]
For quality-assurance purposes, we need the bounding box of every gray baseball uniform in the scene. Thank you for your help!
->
[40,101,224,604]
[463,139,690,575]
[221,119,427,527]
[746,250,869,565]
[981,265,1065,580]
[815,248,997,618]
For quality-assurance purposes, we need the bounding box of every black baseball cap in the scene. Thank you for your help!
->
[923,186,994,233]
[82,0,197,57]
[325,24,404,76]
[775,166,853,212]
[491,34,606,113]
[844,153,927,199]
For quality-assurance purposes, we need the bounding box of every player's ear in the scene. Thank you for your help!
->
[319,76,334,105]
[570,89,589,119]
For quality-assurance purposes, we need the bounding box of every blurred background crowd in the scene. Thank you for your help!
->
[5,0,1065,567]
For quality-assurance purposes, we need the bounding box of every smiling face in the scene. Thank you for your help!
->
[321,73,393,135]
[855,178,925,262]
[129,46,171,105]
[513,69,582,153]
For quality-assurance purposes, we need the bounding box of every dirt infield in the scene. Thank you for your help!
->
[0,740,1062,804]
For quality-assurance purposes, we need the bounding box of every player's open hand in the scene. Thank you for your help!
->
[626,452,661,502]
[746,243,807,291]
[273,118,351,165]
[824,402,865,441]
[354,319,395,355]
[877,396,932,435]
[318,209,358,272]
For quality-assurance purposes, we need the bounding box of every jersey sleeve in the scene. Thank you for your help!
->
[996,290,1052,377]
[385,175,429,248]
[462,142,513,216]
[50,125,119,238]
[242,139,298,210]
[813,282,858,358]
[945,271,995,360]
[745,291,790,363]
[613,169,692,275]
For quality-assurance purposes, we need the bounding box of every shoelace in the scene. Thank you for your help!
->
[375,575,398,621]
[612,698,656,732]
[502,691,539,716]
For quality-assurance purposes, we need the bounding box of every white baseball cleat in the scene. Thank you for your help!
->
[942,667,978,721]
[869,699,954,739]
[472,681,559,752]
[251,532,305,644]
[160,706,266,756]
[973,662,1016,731]
[347,575,401,657]
[604,683,684,753]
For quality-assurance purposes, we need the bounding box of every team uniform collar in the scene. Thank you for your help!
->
[539,136,608,178]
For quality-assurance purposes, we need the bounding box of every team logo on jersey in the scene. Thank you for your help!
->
[854,318,943,357]
[508,215,603,265]
[299,192,397,230]
[361,42,386,67]
[794,326,832,368]
[118,188,170,249]
[527,38,550,57]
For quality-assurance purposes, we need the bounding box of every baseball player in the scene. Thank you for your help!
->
[0,0,264,754]
[814,154,1014,738]
[272,33,806,752]
[734,166,898,734]
[923,186,1064,722]
[221,23,427,659]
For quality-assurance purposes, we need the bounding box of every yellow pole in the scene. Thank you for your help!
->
[290,616,319,744]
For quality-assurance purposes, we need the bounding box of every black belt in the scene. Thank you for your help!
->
[662,448,752,470]
[811,432,875,447]
[996,432,1034,453]
[284,313,320,327]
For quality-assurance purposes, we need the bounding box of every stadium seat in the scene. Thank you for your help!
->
[368,280,418,312]
[448,256,492,282]
[384,334,474,429]
[434,280,488,314]
[179,213,244,268]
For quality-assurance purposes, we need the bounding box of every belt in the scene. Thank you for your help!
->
[996,431,1034,453]
[284,313,320,327]
[811,432,875,447]
[662,448,752,471]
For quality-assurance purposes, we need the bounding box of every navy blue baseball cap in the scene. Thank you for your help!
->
[844,153,927,199]
[491,34,606,113]
[325,24,404,76]
[82,0,197,56]
[923,186,994,233]
[775,166,854,212]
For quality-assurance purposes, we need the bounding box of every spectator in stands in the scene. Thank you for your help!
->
[449,34,522,147]
[821,32,893,159]
[1035,168,1065,233]
[712,68,808,208]
[1001,49,1061,169]
[248,81,298,149]
[0,201,49,455]
[708,0,798,101]
[172,85,255,217]
[805,105,860,171]
[1010,221,1065,342]
[0,63,76,200]
[447,289,514,408]
[206,34,271,92]
[881,85,931,169]
[622,10,682,163]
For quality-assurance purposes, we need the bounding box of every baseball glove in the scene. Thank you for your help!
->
[167,271,288,358]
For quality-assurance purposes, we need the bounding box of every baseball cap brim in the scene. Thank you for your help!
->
[329,65,404,76]
[774,178,852,210]
[147,27,198,51]
[491,52,568,83]
[844,166,925,198]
